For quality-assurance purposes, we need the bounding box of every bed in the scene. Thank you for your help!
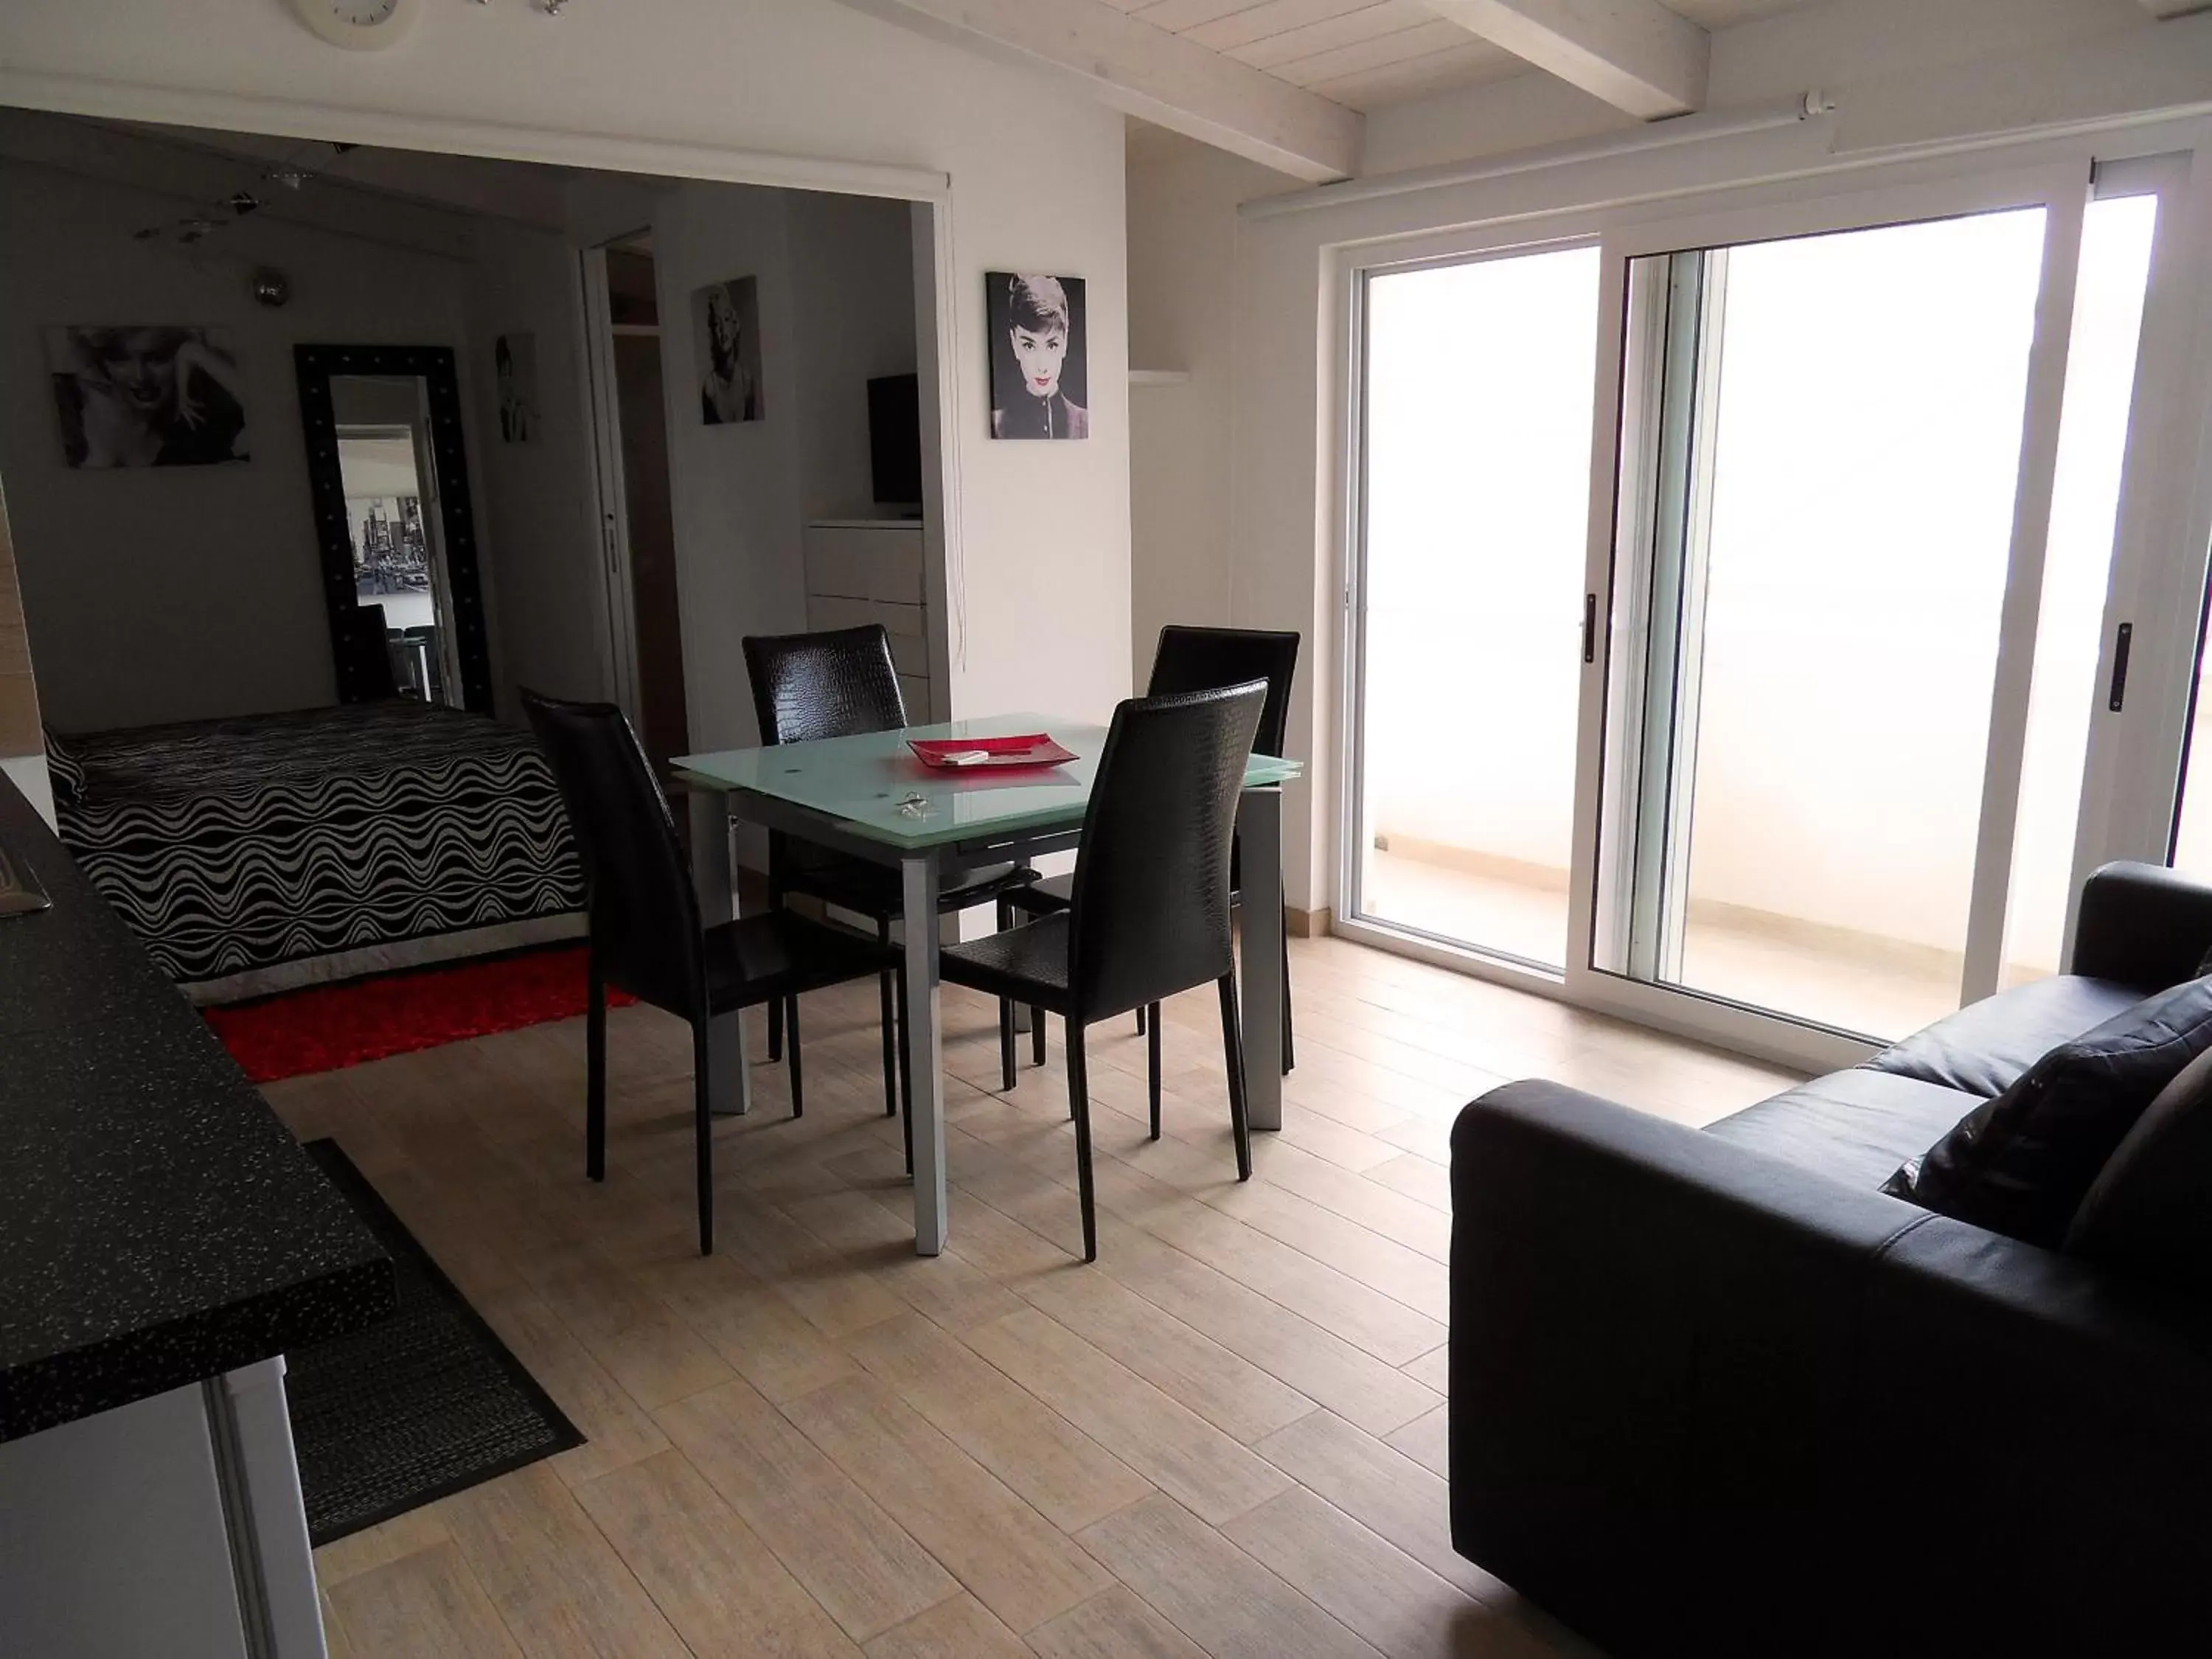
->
[51,701,585,1001]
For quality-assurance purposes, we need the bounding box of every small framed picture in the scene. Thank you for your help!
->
[46,325,250,467]
[693,275,764,424]
[987,273,1088,440]
[495,332,539,443]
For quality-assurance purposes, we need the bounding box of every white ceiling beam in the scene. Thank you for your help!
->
[824,0,1363,181]
[1420,0,1708,119]
[2142,1,2212,19]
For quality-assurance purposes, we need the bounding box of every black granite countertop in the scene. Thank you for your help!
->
[0,774,392,1442]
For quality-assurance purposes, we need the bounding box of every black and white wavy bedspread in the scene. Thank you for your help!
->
[55,701,585,987]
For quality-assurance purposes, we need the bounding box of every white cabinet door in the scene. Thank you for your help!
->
[0,1384,253,1659]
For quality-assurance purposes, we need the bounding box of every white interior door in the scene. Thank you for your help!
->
[577,246,644,723]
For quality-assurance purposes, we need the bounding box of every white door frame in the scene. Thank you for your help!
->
[2071,151,2212,889]
[577,244,646,723]
[1333,223,1608,978]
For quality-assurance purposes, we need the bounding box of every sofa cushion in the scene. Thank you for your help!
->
[1884,976,2212,1247]
[1864,974,2143,1098]
[2066,1045,2212,1296]
[1708,1070,1984,1192]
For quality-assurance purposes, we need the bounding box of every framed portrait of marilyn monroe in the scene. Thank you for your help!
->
[46,325,249,467]
[693,276,763,425]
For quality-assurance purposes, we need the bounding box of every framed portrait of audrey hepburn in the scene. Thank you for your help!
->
[987,273,1088,439]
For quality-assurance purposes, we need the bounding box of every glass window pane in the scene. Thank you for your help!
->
[1355,246,1601,969]
[1601,208,2050,1038]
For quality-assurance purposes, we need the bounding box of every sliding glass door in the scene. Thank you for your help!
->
[1593,170,2177,1042]
[1347,243,1601,970]
[1343,152,2191,1059]
[1596,206,2053,1037]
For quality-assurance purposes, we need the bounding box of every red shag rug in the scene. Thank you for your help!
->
[206,946,633,1085]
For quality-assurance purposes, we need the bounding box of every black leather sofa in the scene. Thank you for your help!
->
[1448,862,2212,1658]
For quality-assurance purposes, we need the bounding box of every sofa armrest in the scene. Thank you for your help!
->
[1450,1082,1919,1655]
[2069,858,2212,989]
[1851,1218,2212,1653]
[1452,1081,2212,1657]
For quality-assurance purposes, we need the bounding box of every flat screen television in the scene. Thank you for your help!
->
[867,372,922,509]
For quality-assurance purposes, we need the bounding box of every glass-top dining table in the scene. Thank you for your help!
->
[675,712,1303,1256]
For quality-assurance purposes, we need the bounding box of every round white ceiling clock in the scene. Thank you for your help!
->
[289,0,423,51]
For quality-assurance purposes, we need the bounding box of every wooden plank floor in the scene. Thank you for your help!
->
[273,933,1798,1659]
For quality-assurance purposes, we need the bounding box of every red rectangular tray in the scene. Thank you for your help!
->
[908,734,1077,771]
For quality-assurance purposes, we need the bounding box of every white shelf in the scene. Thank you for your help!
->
[1130,369,1191,387]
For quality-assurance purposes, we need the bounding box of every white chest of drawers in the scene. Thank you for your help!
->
[802,520,935,720]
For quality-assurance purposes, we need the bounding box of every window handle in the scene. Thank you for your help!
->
[2109,622,2134,712]
[1582,594,1599,664]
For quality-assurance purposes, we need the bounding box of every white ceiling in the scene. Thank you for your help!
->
[1099,0,1820,111]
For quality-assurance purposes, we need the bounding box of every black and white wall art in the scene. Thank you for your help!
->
[495,332,538,443]
[46,325,250,467]
[987,273,1088,440]
[692,275,764,425]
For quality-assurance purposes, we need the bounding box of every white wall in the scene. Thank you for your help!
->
[0,0,1135,737]
[650,181,810,753]
[469,175,928,753]
[1124,0,2212,914]
[788,192,919,524]
[1125,144,1292,689]
[648,184,922,754]
[0,155,482,730]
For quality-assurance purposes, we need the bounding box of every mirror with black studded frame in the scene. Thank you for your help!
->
[295,344,493,714]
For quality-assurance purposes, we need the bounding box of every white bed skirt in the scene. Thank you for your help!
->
[182,912,588,1007]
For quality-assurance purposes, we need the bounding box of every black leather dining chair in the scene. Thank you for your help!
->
[742,625,1037,1141]
[1003,625,1301,1100]
[524,690,899,1256]
[940,681,1268,1262]
[335,601,400,701]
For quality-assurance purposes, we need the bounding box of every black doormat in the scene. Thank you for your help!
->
[288,1139,584,1546]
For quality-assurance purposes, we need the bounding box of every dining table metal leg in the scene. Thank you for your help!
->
[900,854,948,1255]
[1236,786,1286,1132]
[684,785,749,1118]
[686,786,735,925]
[706,1011,750,1119]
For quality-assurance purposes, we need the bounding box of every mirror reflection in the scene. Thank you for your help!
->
[331,375,460,707]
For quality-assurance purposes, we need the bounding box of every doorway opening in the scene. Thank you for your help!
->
[585,234,690,771]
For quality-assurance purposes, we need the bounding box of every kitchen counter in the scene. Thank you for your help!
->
[0,772,392,1443]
